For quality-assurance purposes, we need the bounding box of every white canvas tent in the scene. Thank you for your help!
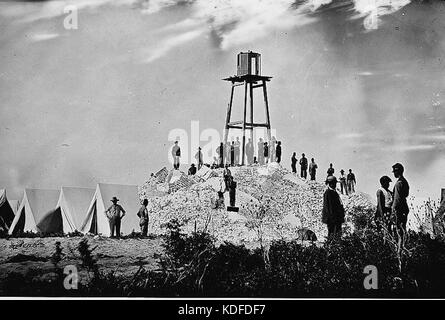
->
[56,187,95,233]
[8,189,60,235]
[0,189,15,232]
[81,183,140,237]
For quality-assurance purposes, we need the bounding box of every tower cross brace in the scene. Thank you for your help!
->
[223,74,272,165]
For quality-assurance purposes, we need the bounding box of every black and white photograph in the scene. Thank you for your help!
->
[0,0,445,307]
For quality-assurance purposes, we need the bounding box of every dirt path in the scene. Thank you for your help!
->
[0,236,164,293]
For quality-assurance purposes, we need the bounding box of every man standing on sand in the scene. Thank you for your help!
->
[392,163,410,234]
[138,199,149,237]
[309,158,318,181]
[105,196,126,238]
[195,147,203,170]
[234,137,241,166]
[291,152,297,174]
[171,141,181,170]
[264,142,269,164]
[258,138,264,165]
[275,141,282,164]
[299,153,308,179]
[322,176,345,239]
[339,169,348,195]
[347,169,356,194]
[246,138,254,165]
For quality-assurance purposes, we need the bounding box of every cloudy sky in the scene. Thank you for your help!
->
[0,0,444,200]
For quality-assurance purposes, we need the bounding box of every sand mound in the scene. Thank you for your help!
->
[139,164,375,246]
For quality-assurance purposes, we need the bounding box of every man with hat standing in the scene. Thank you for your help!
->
[105,196,126,238]
[322,176,345,239]
[392,163,410,233]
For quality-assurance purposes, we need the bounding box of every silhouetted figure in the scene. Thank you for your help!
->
[347,169,356,194]
[339,169,348,195]
[137,199,149,237]
[195,147,203,170]
[322,176,345,239]
[171,141,181,170]
[270,136,277,162]
[246,138,254,165]
[264,142,269,164]
[234,137,241,165]
[327,163,335,178]
[258,138,264,165]
[375,175,393,232]
[291,152,297,174]
[275,141,282,163]
[309,158,318,181]
[299,153,308,179]
[392,163,410,234]
[105,196,126,238]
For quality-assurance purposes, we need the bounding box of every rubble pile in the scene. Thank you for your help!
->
[139,164,376,247]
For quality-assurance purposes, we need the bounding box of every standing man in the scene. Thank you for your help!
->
[171,141,181,170]
[275,141,282,164]
[299,153,308,179]
[258,138,264,165]
[105,196,126,238]
[291,152,297,174]
[264,142,269,164]
[230,141,235,166]
[322,176,345,239]
[195,147,203,170]
[234,137,241,166]
[392,163,410,233]
[309,158,318,181]
[137,199,149,237]
[246,138,254,165]
[347,169,356,194]
[339,169,348,195]
[270,136,277,163]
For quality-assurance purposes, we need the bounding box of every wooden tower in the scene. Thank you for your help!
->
[223,51,272,165]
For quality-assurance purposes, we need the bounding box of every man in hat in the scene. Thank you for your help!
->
[322,176,345,239]
[246,138,254,165]
[275,141,282,164]
[105,197,126,238]
[171,141,181,170]
[309,158,318,181]
[347,169,356,194]
[299,153,308,179]
[339,169,348,195]
[195,147,203,170]
[375,175,393,231]
[392,163,410,233]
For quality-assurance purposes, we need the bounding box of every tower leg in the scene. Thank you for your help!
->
[224,83,235,146]
[241,80,248,166]
[262,80,272,143]
[249,82,254,153]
